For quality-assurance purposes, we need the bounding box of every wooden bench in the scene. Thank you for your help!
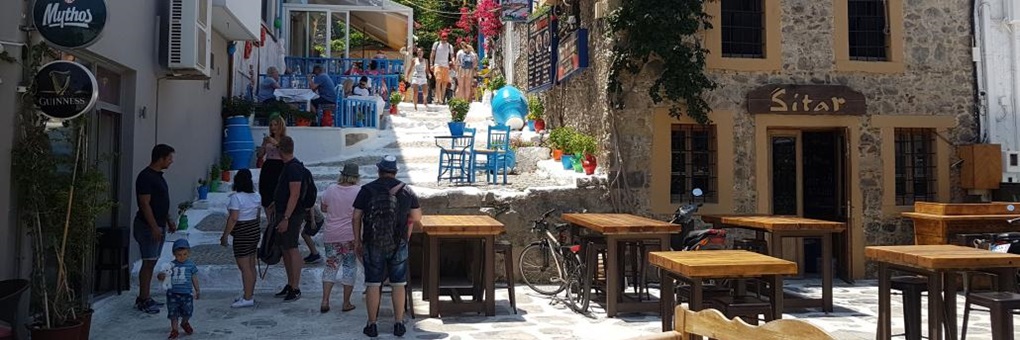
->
[627,305,834,340]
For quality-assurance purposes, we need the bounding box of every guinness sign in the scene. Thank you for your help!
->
[33,0,108,49]
[34,61,98,120]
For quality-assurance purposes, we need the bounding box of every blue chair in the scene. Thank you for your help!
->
[437,128,476,183]
[472,125,511,184]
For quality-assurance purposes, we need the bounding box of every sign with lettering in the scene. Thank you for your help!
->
[747,84,866,114]
[33,0,108,49]
[501,0,530,22]
[556,28,588,83]
[34,61,98,120]
[527,10,557,93]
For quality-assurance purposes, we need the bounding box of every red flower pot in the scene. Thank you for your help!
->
[321,109,335,127]
[552,149,563,161]
[534,119,546,132]
[582,154,597,175]
[390,104,399,115]
[221,170,231,182]
[296,117,312,126]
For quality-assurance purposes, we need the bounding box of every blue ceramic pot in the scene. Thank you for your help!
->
[561,155,574,170]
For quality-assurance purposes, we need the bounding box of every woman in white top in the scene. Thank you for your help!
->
[455,42,477,101]
[220,169,262,308]
[318,164,363,313]
[405,47,430,111]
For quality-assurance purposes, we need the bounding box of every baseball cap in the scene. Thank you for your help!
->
[377,155,398,173]
[173,238,191,250]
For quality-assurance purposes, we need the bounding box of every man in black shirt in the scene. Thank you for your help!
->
[272,136,308,301]
[134,144,177,314]
[352,155,421,337]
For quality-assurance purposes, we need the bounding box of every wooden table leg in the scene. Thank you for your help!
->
[607,234,620,317]
[661,272,675,332]
[771,274,784,320]
[484,235,496,316]
[821,233,834,313]
[928,270,944,340]
[878,262,891,340]
[422,234,430,302]
[428,234,440,318]
[943,270,958,340]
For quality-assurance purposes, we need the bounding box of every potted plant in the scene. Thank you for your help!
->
[548,126,574,161]
[355,110,366,128]
[559,129,577,170]
[448,98,470,136]
[209,165,222,192]
[177,201,194,232]
[219,154,232,182]
[221,95,255,120]
[197,178,210,200]
[389,92,402,115]
[527,95,545,132]
[13,42,115,340]
[488,74,507,92]
[293,109,316,127]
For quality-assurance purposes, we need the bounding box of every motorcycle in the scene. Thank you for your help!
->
[669,188,727,251]
[986,217,1020,254]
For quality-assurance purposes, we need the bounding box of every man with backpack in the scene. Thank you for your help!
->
[271,136,317,301]
[352,155,422,338]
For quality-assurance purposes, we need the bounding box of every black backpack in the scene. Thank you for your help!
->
[276,161,317,210]
[257,218,283,278]
[366,183,406,255]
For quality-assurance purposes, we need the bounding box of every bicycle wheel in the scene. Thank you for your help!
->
[563,261,590,314]
[519,243,566,295]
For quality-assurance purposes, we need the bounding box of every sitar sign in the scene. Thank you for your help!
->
[747,84,865,115]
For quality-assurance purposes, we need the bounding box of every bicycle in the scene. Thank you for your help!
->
[518,209,590,313]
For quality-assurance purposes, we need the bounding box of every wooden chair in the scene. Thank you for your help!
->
[627,305,834,340]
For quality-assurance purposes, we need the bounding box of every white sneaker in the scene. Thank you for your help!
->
[231,298,255,308]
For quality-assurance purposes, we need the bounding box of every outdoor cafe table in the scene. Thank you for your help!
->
[273,88,317,111]
[867,245,1020,340]
[648,250,798,331]
[420,215,505,317]
[561,213,680,317]
[700,215,845,312]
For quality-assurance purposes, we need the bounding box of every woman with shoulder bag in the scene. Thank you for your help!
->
[220,169,262,308]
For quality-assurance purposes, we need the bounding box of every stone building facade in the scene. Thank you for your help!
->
[509,0,976,279]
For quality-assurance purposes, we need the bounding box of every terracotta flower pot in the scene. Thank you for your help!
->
[390,104,399,115]
[31,320,86,340]
[552,149,563,161]
[221,170,231,182]
[295,117,312,127]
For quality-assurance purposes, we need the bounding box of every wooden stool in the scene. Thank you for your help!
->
[705,295,774,325]
[584,239,608,296]
[891,276,928,340]
[961,291,1020,340]
[494,240,517,314]
[733,239,770,298]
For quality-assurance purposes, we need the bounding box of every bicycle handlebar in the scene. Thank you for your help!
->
[542,208,557,218]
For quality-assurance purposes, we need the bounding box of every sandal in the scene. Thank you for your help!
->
[320,305,330,313]
[342,304,356,312]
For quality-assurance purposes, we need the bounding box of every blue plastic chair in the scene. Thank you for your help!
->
[437,128,476,183]
[472,124,511,184]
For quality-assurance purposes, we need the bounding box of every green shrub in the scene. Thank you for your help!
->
[448,98,470,122]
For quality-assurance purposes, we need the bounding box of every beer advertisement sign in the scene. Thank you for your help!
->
[33,0,108,49]
[34,61,99,120]
[527,11,557,93]
[556,29,589,83]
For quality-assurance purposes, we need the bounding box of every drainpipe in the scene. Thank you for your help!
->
[976,0,993,145]
[1009,5,1020,151]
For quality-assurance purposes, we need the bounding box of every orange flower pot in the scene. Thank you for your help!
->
[552,149,563,161]
[295,117,312,126]
[221,170,231,182]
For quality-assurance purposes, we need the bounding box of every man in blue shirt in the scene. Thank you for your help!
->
[307,64,337,114]
[134,144,176,314]
[257,66,281,103]
[158,238,200,339]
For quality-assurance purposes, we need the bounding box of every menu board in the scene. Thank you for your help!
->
[556,29,589,83]
[527,11,557,93]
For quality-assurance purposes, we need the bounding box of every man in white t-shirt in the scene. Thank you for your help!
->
[430,32,453,105]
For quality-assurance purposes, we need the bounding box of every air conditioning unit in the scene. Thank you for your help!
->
[159,0,211,79]
[1008,0,1020,24]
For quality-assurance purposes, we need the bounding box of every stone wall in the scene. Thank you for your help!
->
[507,0,977,276]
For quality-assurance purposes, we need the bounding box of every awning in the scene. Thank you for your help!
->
[297,0,413,51]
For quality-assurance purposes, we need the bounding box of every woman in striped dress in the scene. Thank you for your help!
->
[220,169,262,308]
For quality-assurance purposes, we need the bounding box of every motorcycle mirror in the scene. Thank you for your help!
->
[692,188,703,197]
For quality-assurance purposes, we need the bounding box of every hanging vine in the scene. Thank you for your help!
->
[606,0,716,124]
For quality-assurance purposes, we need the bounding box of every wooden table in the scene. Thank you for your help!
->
[867,245,1020,340]
[902,202,1020,245]
[420,215,505,317]
[648,250,798,332]
[561,213,681,317]
[701,215,845,313]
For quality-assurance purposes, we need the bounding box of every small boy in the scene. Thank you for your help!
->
[158,239,200,339]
